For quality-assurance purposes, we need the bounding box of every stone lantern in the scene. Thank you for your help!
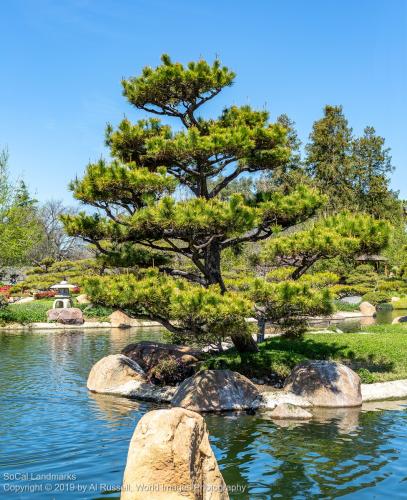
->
[51,280,76,309]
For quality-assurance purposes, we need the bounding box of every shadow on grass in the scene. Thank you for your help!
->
[204,336,395,381]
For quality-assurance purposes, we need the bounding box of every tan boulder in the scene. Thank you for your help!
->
[121,408,229,500]
[269,403,312,420]
[284,361,362,407]
[47,308,61,321]
[171,369,260,412]
[110,310,134,328]
[87,354,147,395]
[391,296,401,303]
[359,301,376,316]
[46,307,84,324]
[57,307,84,325]
[76,294,91,304]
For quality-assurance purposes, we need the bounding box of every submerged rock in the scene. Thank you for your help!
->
[269,403,312,420]
[171,369,260,412]
[109,310,135,328]
[256,390,312,410]
[284,360,362,407]
[121,408,229,500]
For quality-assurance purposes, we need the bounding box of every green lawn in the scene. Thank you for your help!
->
[204,324,407,383]
[0,299,115,325]
[0,299,54,324]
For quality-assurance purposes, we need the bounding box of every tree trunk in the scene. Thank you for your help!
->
[204,241,258,353]
[204,241,226,293]
[230,332,259,353]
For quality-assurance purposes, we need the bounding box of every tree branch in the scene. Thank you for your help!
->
[159,267,206,285]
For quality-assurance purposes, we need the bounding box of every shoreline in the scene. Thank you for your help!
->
[0,320,162,330]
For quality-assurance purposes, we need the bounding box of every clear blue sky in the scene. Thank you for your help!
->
[1,0,406,204]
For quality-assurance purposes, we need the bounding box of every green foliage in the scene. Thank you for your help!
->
[149,356,193,386]
[0,294,7,310]
[362,291,392,305]
[59,56,395,350]
[333,300,361,312]
[84,272,255,348]
[305,106,402,221]
[248,278,333,336]
[329,284,371,298]
[0,149,43,267]
[262,212,390,279]
[392,298,407,310]
[0,300,54,325]
[11,259,102,294]
[204,325,407,383]
[346,264,379,289]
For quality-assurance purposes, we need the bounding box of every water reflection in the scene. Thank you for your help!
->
[205,405,407,499]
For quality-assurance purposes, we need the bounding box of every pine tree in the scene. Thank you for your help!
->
[306,105,354,211]
[63,57,390,351]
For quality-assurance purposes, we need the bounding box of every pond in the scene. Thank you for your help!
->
[310,308,407,333]
[1,328,407,499]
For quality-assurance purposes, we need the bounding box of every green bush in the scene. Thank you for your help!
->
[362,291,392,306]
[392,298,407,310]
[357,368,375,383]
[149,356,194,386]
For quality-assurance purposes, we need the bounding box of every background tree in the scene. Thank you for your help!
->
[0,148,43,270]
[305,105,354,212]
[29,200,89,263]
[350,126,402,221]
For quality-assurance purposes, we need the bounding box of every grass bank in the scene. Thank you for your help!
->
[0,299,114,325]
[204,324,407,384]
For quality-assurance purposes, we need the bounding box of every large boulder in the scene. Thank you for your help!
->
[110,310,134,328]
[46,307,84,325]
[87,354,147,394]
[171,369,260,412]
[284,361,362,407]
[359,301,376,316]
[269,403,312,420]
[76,293,91,305]
[122,341,202,385]
[121,408,229,500]
[87,354,175,402]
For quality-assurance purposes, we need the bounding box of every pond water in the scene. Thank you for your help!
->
[1,328,407,499]
[311,308,407,333]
